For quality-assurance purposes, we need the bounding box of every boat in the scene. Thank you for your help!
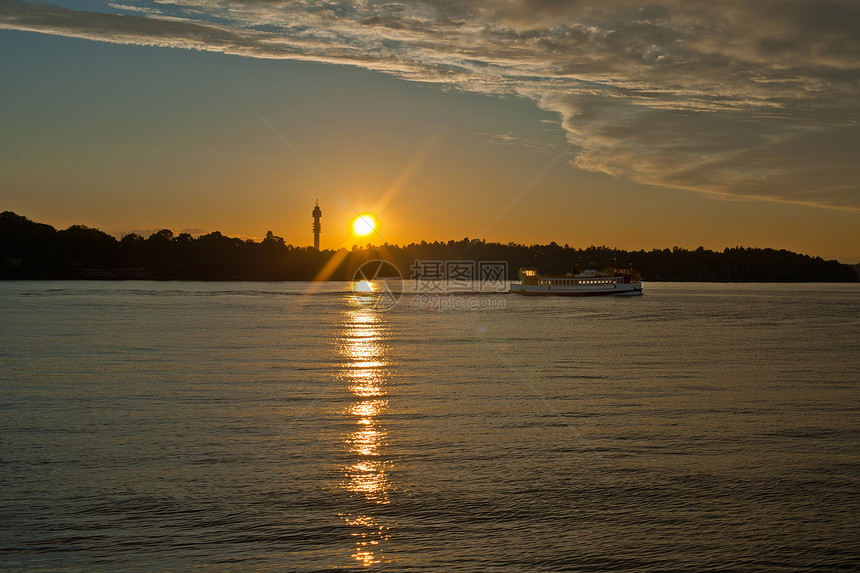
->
[510,265,643,296]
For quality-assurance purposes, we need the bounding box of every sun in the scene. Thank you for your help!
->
[351,214,378,237]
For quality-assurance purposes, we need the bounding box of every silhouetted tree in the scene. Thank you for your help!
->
[1,212,856,282]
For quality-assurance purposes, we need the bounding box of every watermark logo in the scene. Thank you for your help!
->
[351,259,404,310]
[410,259,508,311]
[411,260,508,294]
[411,293,507,311]
[353,259,508,310]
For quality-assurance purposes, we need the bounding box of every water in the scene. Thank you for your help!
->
[1,281,858,571]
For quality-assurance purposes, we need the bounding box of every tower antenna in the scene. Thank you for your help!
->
[312,200,322,250]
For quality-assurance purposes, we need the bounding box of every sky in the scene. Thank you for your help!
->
[1,0,859,262]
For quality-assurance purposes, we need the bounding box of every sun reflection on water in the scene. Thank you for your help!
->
[338,298,394,565]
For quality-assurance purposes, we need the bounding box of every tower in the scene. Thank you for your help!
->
[312,200,322,250]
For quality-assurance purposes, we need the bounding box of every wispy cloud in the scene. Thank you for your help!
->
[2,0,858,209]
[480,131,563,153]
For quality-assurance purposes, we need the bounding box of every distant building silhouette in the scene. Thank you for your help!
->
[312,200,322,250]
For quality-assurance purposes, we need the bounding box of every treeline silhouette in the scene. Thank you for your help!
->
[1,211,856,282]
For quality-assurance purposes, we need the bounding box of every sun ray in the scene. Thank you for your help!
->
[371,125,450,215]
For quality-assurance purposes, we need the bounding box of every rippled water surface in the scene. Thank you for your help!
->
[1,281,858,571]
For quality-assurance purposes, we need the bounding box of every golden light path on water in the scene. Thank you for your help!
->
[339,291,393,566]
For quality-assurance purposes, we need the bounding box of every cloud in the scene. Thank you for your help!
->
[2,0,859,209]
[480,131,562,153]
